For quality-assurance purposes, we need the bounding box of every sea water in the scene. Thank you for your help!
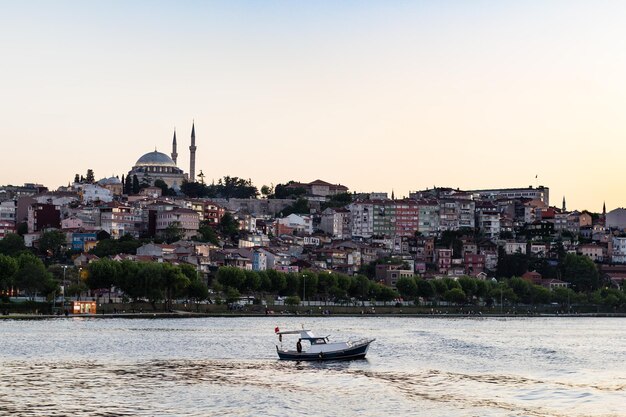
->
[0,316,624,417]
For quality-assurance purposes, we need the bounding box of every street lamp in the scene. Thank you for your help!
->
[491,278,503,315]
[302,274,306,306]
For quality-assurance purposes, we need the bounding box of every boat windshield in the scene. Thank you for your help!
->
[309,338,327,345]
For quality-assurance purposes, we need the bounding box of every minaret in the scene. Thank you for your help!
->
[562,196,566,212]
[189,121,196,182]
[171,130,178,165]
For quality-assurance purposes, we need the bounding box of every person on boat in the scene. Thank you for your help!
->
[296,339,302,353]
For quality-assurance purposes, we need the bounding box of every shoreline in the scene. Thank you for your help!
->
[2,311,625,320]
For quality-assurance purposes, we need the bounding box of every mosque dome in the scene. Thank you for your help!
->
[135,151,176,167]
[98,176,122,185]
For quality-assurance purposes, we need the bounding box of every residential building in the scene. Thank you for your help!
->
[469,186,550,206]
[349,200,374,239]
[610,237,626,263]
[394,198,420,237]
[155,208,200,240]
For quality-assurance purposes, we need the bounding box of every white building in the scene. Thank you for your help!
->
[81,184,114,203]
[319,208,351,239]
[606,208,626,231]
[611,237,626,263]
[348,201,374,239]
[276,213,313,235]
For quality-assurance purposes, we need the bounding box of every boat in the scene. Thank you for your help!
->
[275,328,375,361]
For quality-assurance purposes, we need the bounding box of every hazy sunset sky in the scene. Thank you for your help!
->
[1,1,625,211]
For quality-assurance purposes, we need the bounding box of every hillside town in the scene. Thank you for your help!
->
[1,130,625,312]
[1,174,626,294]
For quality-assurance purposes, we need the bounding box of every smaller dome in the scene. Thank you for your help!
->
[98,177,122,185]
[135,151,176,167]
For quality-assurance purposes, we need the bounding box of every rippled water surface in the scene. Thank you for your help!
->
[1,317,624,417]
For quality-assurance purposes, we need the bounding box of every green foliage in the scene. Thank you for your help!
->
[183,176,259,199]
[90,236,143,257]
[284,273,300,296]
[243,270,261,292]
[416,278,435,299]
[163,222,184,243]
[218,212,240,241]
[321,192,353,210]
[0,233,27,257]
[213,176,258,199]
[86,169,95,184]
[370,283,398,303]
[496,248,530,279]
[273,182,306,199]
[38,230,67,259]
[284,295,301,306]
[154,179,176,197]
[280,198,310,216]
[260,185,273,197]
[267,269,286,293]
[197,224,220,245]
[225,287,241,303]
[0,254,18,291]
[396,276,418,299]
[560,253,599,292]
[132,175,140,194]
[186,279,209,302]
[217,266,246,291]
[87,258,120,290]
[444,287,467,304]
[14,253,56,299]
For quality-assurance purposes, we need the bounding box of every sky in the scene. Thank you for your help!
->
[1,0,625,212]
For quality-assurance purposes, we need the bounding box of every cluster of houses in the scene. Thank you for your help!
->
[2,180,626,290]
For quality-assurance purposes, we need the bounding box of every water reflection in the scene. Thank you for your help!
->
[1,317,624,417]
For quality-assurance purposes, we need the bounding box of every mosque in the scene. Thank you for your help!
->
[127,122,198,190]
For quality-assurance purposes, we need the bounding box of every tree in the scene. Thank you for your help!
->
[86,169,95,184]
[444,287,467,305]
[560,253,599,292]
[163,222,185,243]
[180,181,208,198]
[267,269,287,293]
[416,278,435,300]
[187,279,209,305]
[217,267,246,292]
[132,175,140,194]
[496,248,530,279]
[124,174,132,195]
[349,275,371,301]
[0,254,18,294]
[321,192,353,210]
[74,174,80,184]
[116,260,142,301]
[243,270,261,293]
[284,295,301,306]
[87,258,120,302]
[458,276,478,300]
[154,179,176,197]
[396,276,418,299]
[39,230,67,260]
[137,262,165,308]
[260,185,273,198]
[372,283,398,304]
[280,198,310,216]
[0,233,26,257]
[14,253,55,299]
[207,176,258,199]
[273,182,306,199]
[197,224,220,245]
[219,212,240,241]
[162,263,190,311]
